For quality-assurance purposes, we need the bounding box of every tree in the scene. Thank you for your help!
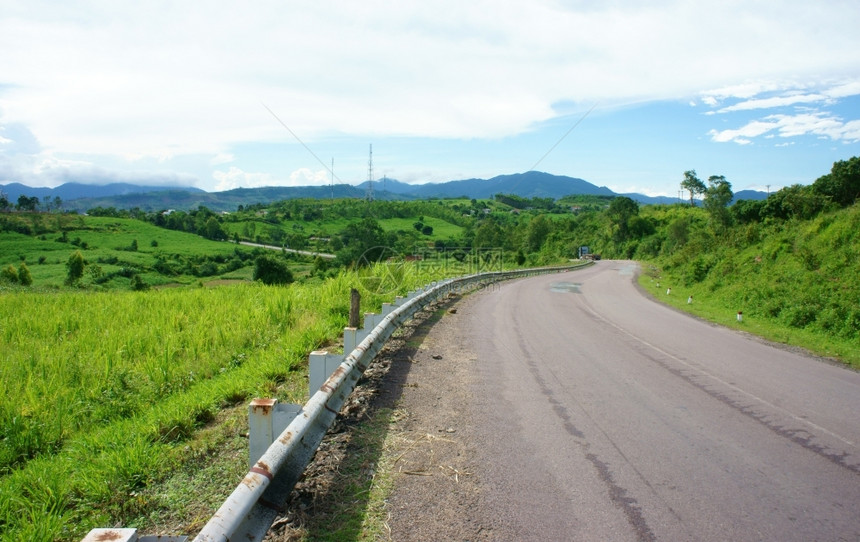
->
[812,156,860,207]
[473,220,504,249]
[65,250,86,286]
[253,255,294,285]
[703,175,733,229]
[666,216,691,249]
[16,195,39,211]
[18,262,33,286]
[525,214,551,252]
[762,184,828,221]
[204,217,227,241]
[681,170,706,206]
[627,215,656,238]
[731,199,765,224]
[607,196,639,241]
[336,217,387,267]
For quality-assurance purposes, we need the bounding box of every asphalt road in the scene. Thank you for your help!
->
[464,261,860,541]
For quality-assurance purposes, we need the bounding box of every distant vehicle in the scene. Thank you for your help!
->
[579,246,600,260]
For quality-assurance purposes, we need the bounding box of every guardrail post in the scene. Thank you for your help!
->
[82,529,137,542]
[343,327,358,354]
[364,312,382,330]
[309,350,345,392]
[81,528,188,541]
[249,398,302,467]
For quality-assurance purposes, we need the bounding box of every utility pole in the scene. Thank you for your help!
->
[366,144,374,202]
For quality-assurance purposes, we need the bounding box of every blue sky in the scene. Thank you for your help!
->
[1,1,859,197]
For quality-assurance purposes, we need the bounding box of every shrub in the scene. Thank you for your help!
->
[253,255,294,285]
[130,274,150,291]
[65,251,86,286]
[1,264,19,283]
[18,263,33,286]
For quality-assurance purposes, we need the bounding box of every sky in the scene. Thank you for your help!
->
[1,1,859,198]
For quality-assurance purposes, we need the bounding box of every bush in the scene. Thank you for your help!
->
[18,263,33,286]
[65,250,85,286]
[1,264,19,283]
[253,255,294,285]
[130,274,150,291]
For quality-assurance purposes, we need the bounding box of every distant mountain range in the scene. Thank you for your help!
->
[1,172,768,212]
[0,182,206,201]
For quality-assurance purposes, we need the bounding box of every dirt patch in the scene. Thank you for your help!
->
[382,295,494,541]
[264,292,494,541]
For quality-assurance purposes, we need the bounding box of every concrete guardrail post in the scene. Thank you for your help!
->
[248,398,302,467]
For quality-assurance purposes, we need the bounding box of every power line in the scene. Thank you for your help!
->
[366,144,374,201]
[529,102,598,172]
[262,102,343,183]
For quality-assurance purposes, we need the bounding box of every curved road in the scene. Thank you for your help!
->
[461,261,860,541]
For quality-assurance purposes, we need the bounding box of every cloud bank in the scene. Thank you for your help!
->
[1,0,858,191]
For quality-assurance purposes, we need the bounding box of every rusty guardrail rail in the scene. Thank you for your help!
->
[84,263,591,542]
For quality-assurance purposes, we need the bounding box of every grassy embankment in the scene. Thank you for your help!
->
[635,203,860,367]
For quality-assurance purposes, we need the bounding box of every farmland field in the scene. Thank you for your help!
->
[0,260,452,541]
[0,215,259,288]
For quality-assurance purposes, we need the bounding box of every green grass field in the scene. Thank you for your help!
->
[0,261,453,541]
[1,215,271,288]
[222,215,465,245]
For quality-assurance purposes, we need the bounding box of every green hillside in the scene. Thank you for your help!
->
[0,214,262,289]
[637,203,859,364]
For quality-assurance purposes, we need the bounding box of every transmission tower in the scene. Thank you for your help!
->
[366,144,374,201]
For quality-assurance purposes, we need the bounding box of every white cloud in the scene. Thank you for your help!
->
[212,166,330,191]
[709,120,778,143]
[825,81,860,98]
[210,153,235,166]
[702,81,792,101]
[717,93,828,113]
[289,168,330,187]
[701,79,860,114]
[2,1,860,191]
[213,167,276,192]
[2,1,859,156]
[710,112,860,145]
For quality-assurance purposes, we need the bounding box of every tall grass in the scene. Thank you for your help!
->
[0,261,450,541]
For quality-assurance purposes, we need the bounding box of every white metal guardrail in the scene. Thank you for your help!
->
[83,263,590,542]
